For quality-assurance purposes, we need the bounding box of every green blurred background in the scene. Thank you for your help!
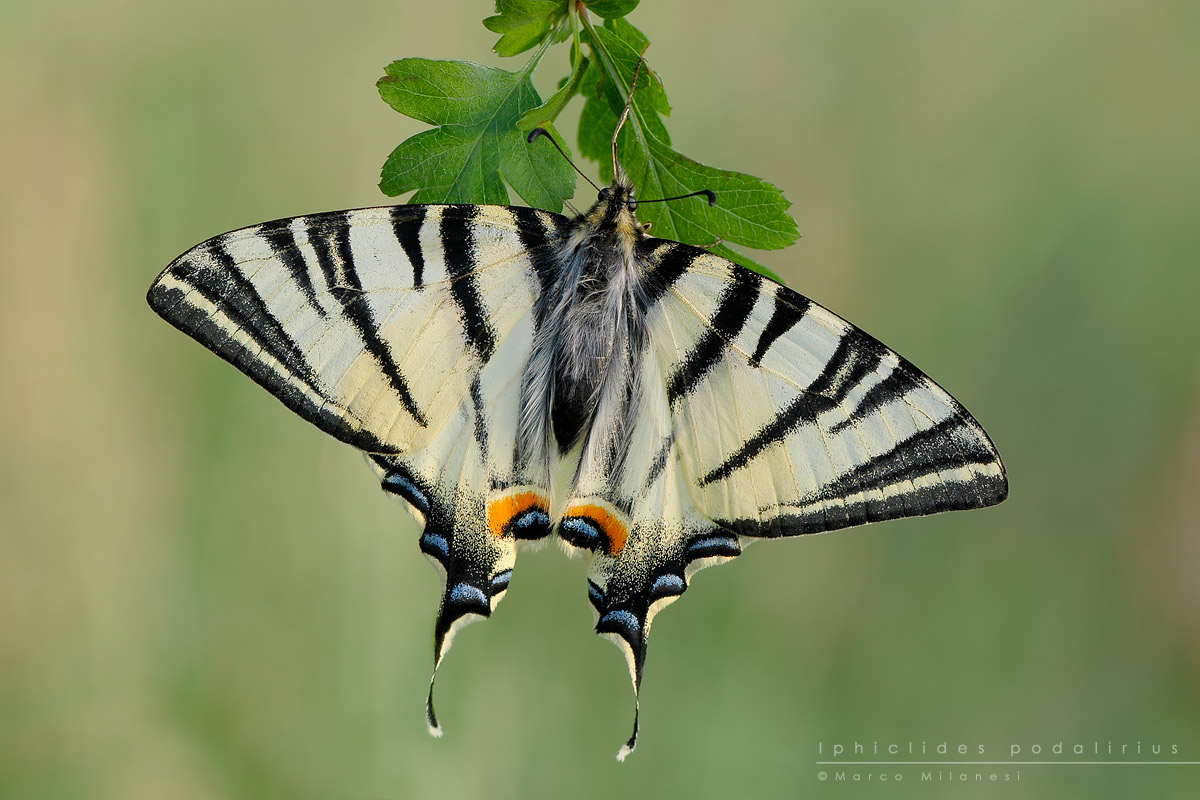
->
[2,0,1198,797]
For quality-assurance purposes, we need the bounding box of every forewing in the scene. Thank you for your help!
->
[148,204,563,453]
[648,243,1007,536]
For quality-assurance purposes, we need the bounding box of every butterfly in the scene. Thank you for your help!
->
[146,131,1007,759]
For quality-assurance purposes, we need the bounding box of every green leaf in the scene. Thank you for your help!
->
[377,58,575,210]
[638,127,797,250]
[620,123,797,252]
[516,42,587,130]
[483,0,568,57]
[374,2,799,281]
[585,0,640,18]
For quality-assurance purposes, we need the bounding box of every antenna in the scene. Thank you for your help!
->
[526,128,601,193]
[635,189,717,207]
[611,53,648,177]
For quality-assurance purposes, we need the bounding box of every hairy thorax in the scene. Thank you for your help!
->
[519,187,650,466]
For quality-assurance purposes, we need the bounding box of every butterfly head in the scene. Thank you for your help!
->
[586,176,647,242]
[525,127,714,241]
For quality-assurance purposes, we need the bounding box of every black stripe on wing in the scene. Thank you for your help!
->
[390,206,427,288]
[713,416,1008,537]
[441,205,497,363]
[257,218,323,311]
[811,415,1004,509]
[640,433,676,495]
[147,240,399,455]
[641,240,698,306]
[821,329,887,406]
[509,205,569,297]
[469,377,488,455]
[699,382,839,487]
[181,242,318,389]
[828,356,919,436]
[666,268,761,405]
[749,289,811,367]
[307,211,428,427]
[698,326,887,486]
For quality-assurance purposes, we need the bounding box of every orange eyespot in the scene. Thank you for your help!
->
[487,491,549,539]
[562,502,629,556]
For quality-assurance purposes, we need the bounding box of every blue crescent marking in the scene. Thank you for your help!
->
[686,535,739,560]
[561,516,602,548]
[384,472,430,513]
[420,532,450,559]
[650,573,685,597]
[599,609,641,639]
[449,583,488,608]
[490,570,512,594]
[512,508,550,530]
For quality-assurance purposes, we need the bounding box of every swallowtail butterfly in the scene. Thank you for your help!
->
[147,134,1006,759]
